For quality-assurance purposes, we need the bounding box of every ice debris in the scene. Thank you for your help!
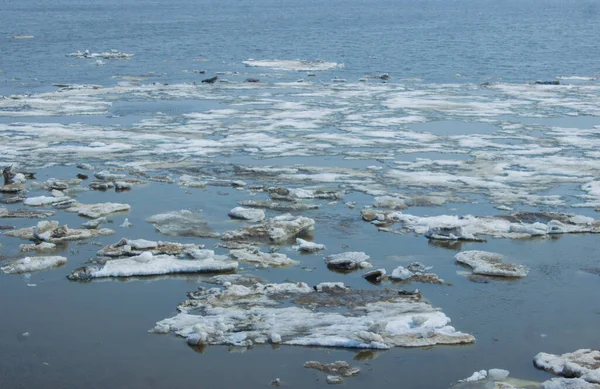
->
[293,238,326,252]
[221,214,314,243]
[65,202,131,218]
[455,251,529,278]
[229,247,299,267]
[67,252,237,280]
[2,256,67,274]
[453,369,518,388]
[153,281,474,349]
[304,360,360,384]
[0,207,54,219]
[361,211,600,239]
[324,252,371,271]
[96,238,205,258]
[5,221,115,242]
[238,199,320,212]
[373,196,407,210]
[20,242,56,252]
[541,378,599,389]
[147,210,220,238]
[390,262,445,284]
[534,349,600,385]
[227,207,265,222]
[269,187,343,201]
[363,268,386,283]
[67,49,134,60]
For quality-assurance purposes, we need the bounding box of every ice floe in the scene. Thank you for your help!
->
[96,238,206,258]
[324,252,372,271]
[67,252,237,280]
[221,214,314,243]
[65,202,131,218]
[242,59,342,71]
[293,238,326,252]
[152,281,475,348]
[67,49,134,60]
[534,349,600,385]
[5,220,115,242]
[304,360,360,385]
[227,207,265,222]
[455,251,529,278]
[0,208,54,219]
[229,247,299,267]
[390,262,445,284]
[147,210,219,238]
[238,200,320,212]
[1,256,67,274]
[361,211,600,239]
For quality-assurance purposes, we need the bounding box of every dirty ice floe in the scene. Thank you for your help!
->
[147,210,220,238]
[67,252,237,280]
[242,59,343,71]
[65,202,130,218]
[152,281,475,349]
[221,214,314,243]
[324,252,372,271]
[5,220,115,242]
[361,211,600,239]
[96,238,206,258]
[293,238,326,252]
[0,207,54,219]
[373,196,407,210]
[455,251,529,278]
[451,368,528,389]
[304,360,360,385]
[269,187,343,201]
[534,349,600,385]
[2,256,67,274]
[229,247,299,267]
[238,200,320,212]
[24,196,71,207]
[67,49,134,60]
[20,242,56,252]
[390,262,445,284]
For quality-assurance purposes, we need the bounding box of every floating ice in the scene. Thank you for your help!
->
[242,59,342,71]
[238,200,320,212]
[390,262,445,284]
[229,247,298,267]
[541,378,599,389]
[373,196,407,210]
[96,238,205,258]
[152,281,475,349]
[534,349,600,384]
[147,210,219,238]
[24,196,71,207]
[228,207,265,222]
[293,238,326,252]
[362,211,600,239]
[221,214,314,243]
[5,221,114,242]
[66,202,131,218]
[455,251,529,278]
[2,256,67,274]
[304,360,360,377]
[67,49,134,60]
[67,252,237,280]
[20,242,56,252]
[268,187,343,201]
[324,252,372,271]
[0,208,54,219]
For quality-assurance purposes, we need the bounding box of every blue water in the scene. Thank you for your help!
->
[2,0,600,93]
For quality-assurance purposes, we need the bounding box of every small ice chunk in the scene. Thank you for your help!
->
[459,370,488,382]
[324,252,370,270]
[326,376,343,385]
[120,218,132,228]
[488,368,510,381]
[293,238,326,252]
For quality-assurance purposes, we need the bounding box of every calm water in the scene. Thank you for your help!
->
[1,1,600,388]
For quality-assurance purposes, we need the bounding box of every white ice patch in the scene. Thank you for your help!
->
[1,256,67,274]
[70,252,237,279]
[153,281,475,349]
[455,251,529,278]
[293,238,326,252]
[242,59,343,71]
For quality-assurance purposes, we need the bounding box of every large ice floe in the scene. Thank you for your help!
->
[534,349,600,386]
[455,251,529,278]
[242,59,343,71]
[68,251,237,280]
[152,281,475,348]
[1,256,67,274]
[146,210,220,238]
[4,220,115,242]
[361,211,600,240]
[221,214,314,243]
